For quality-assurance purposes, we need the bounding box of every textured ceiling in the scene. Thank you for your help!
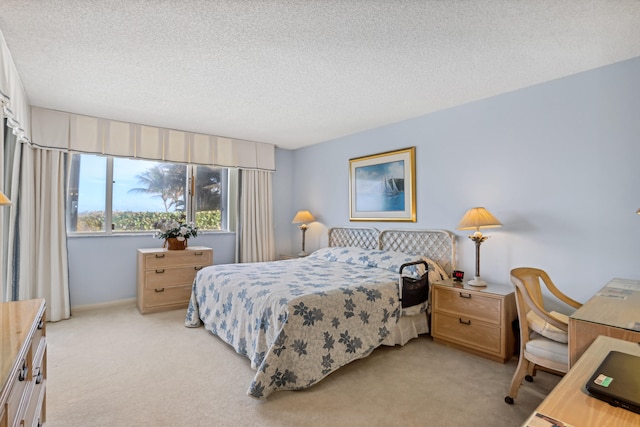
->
[1,1,640,150]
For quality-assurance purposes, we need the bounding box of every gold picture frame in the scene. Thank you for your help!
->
[349,147,416,222]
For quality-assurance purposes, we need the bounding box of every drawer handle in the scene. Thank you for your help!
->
[18,360,28,381]
[155,254,165,258]
[155,288,165,293]
[155,269,165,274]
[459,318,471,325]
[194,266,203,271]
[38,318,44,329]
[34,367,43,384]
[459,292,472,299]
[194,251,204,256]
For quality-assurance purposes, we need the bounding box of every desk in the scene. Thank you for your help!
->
[568,278,640,367]
[524,336,640,426]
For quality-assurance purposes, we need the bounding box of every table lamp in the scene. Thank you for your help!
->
[0,191,11,206]
[457,207,502,287]
[292,210,315,256]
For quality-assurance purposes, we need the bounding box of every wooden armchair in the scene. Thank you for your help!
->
[504,267,582,404]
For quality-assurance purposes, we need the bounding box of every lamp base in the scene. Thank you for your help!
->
[467,277,487,287]
[297,251,309,257]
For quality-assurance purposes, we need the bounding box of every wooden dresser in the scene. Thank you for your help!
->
[431,279,516,363]
[137,246,213,314]
[0,299,47,427]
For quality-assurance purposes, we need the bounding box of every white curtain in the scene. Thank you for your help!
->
[14,146,70,320]
[239,169,275,263]
[2,119,20,302]
[0,122,6,298]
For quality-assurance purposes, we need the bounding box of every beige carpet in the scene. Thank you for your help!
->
[45,302,559,427]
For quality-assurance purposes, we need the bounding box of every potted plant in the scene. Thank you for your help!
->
[153,214,199,250]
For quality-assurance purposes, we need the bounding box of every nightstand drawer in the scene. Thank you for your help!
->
[143,250,212,269]
[432,312,501,354]
[144,266,204,289]
[142,285,192,309]
[433,287,501,325]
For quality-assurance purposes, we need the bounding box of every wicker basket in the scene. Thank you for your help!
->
[165,237,187,250]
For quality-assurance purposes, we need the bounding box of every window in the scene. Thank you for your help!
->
[67,153,229,234]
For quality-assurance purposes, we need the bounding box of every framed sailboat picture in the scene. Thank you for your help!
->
[349,147,416,222]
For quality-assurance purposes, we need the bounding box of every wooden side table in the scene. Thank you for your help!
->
[137,246,213,314]
[431,279,517,363]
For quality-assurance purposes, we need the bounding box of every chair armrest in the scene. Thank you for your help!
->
[519,287,569,332]
[547,284,582,310]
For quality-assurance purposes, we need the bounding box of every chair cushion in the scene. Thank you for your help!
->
[525,333,568,365]
[526,310,569,343]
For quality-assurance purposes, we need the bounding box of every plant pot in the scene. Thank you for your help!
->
[165,237,187,250]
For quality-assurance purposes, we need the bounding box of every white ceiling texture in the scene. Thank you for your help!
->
[1,1,640,150]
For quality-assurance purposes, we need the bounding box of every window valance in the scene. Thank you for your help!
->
[0,29,31,144]
[31,107,275,171]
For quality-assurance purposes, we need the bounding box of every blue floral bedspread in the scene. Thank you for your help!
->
[184,247,426,398]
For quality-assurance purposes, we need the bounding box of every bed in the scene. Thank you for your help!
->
[185,227,456,398]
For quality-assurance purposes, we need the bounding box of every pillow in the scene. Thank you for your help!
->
[308,247,424,275]
[309,247,449,281]
[526,310,569,343]
[419,257,448,284]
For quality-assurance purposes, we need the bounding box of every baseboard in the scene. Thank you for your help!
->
[71,298,136,313]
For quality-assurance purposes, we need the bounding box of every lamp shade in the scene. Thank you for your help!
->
[457,207,502,231]
[637,208,640,215]
[292,210,315,224]
[0,191,11,206]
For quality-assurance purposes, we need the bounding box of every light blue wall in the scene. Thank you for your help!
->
[67,232,236,308]
[284,57,640,303]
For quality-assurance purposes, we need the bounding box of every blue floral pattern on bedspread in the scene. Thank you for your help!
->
[185,247,423,398]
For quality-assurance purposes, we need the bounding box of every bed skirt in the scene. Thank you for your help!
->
[381,312,429,346]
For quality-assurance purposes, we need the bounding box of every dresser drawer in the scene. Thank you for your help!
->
[5,362,28,427]
[30,313,46,364]
[143,250,212,269]
[433,287,501,325]
[142,285,192,310]
[25,381,46,427]
[144,266,204,289]
[432,312,502,355]
[24,379,46,427]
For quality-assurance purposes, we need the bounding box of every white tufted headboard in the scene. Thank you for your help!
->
[327,226,456,277]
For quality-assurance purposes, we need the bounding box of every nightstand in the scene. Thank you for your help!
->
[431,279,517,363]
[137,246,213,314]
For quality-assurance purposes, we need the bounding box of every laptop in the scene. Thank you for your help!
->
[585,350,640,414]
